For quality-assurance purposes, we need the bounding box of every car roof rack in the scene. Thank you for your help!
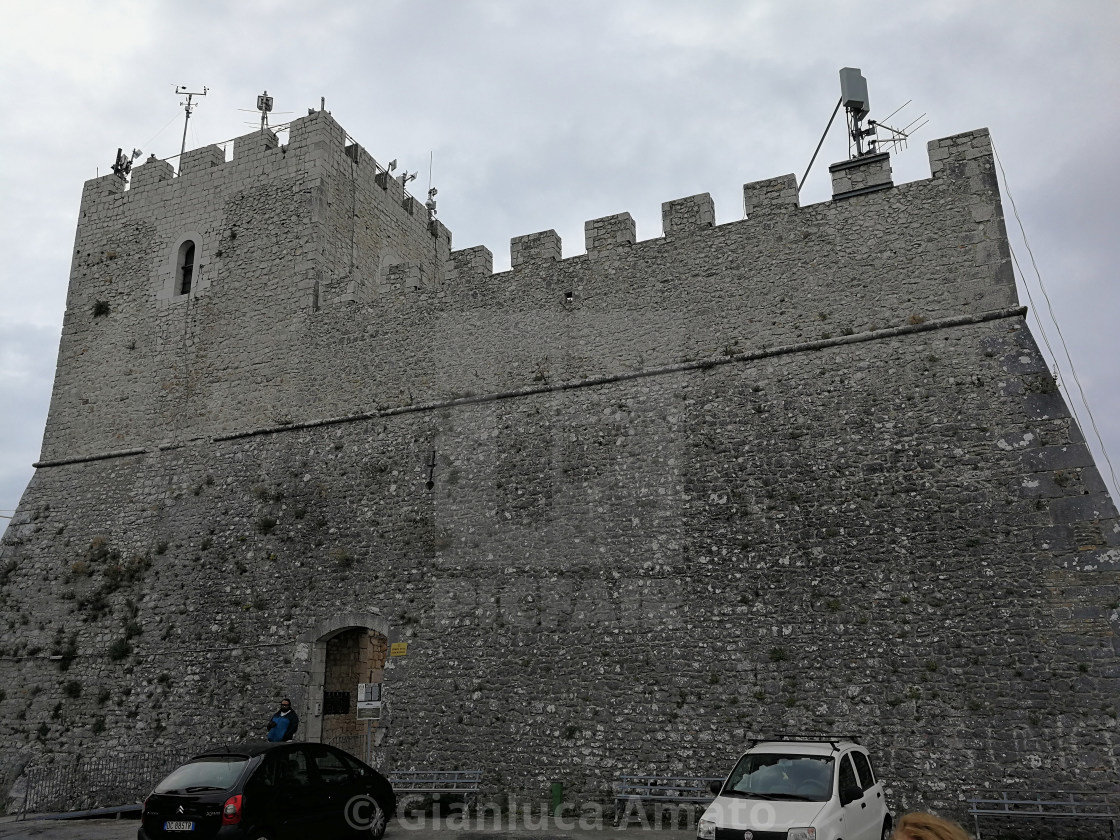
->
[747,734,862,751]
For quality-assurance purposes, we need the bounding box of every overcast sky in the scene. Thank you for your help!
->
[1,0,1117,523]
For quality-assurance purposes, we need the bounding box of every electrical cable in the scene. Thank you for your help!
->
[140,112,182,154]
[991,140,1119,496]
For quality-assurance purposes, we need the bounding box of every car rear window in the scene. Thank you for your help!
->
[154,756,249,793]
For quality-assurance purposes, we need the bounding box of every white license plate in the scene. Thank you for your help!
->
[164,821,195,831]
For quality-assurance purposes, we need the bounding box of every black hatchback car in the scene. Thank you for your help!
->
[138,741,395,840]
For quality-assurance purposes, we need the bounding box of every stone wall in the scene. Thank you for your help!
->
[1,118,1117,819]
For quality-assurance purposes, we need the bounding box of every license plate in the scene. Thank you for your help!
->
[164,821,195,831]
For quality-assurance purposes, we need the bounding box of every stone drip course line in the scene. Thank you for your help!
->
[32,305,1027,470]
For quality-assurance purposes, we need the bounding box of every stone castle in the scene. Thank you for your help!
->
[1,106,1118,815]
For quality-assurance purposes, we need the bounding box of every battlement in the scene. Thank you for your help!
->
[662,193,715,235]
[86,117,996,287]
[585,212,636,258]
[446,128,992,273]
[79,110,447,256]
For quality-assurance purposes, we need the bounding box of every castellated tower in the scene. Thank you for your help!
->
[40,110,452,459]
[1,108,1117,817]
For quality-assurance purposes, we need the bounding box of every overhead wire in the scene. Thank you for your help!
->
[139,112,182,154]
[991,139,1119,497]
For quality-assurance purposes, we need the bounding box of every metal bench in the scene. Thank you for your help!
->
[614,775,724,825]
[389,770,482,811]
[967,791,1119,840]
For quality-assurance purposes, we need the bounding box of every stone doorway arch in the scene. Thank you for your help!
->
[299,612,391,750]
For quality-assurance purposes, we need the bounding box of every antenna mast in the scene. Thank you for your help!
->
[257,90,274,130]
[426,151,438,218]
[840,68,920,158]
[175,85,209,161]
[801,67,925,192]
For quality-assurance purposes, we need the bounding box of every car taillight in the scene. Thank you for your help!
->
[221,794,242,825]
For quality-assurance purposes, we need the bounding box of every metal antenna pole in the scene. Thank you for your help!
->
[175,85,209,161]
[799,97,842,192]
[256,90,274,131]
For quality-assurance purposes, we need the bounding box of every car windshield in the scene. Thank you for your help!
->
[722,753,834,802]
[154,756,249,794]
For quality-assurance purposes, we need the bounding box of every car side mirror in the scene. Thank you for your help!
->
[709,781,723,796]
[839,784,864,806]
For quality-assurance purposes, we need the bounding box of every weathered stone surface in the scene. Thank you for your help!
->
[0,117,1117,821]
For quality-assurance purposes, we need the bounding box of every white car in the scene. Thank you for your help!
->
[697,738,892,840]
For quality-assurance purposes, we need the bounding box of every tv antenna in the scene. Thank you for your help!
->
[798,68,926,191]
[175,85,208,160]
[839,67,925,159]
[239,91,291,129]
[257,90,274,130]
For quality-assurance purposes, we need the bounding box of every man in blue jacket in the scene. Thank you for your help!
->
[266,698,300,741]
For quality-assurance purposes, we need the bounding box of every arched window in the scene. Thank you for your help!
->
[177,240,195,295]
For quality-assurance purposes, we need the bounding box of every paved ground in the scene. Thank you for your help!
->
[0,816,137,840]
[0,816,697,840]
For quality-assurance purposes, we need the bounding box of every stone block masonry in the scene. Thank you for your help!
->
[0,113,1117,821]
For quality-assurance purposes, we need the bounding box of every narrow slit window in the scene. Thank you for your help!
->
[177,240,195,295]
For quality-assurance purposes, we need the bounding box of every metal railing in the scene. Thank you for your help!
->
[19,748,192,817]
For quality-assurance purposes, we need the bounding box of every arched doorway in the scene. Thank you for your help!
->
[301,612,391,764]
[322,627,388,745]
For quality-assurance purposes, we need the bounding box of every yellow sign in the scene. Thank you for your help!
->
[390,642,408,657]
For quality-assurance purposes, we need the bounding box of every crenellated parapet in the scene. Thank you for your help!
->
[79,111,444,260]
[584,212,635,258]
[179,144,225,177]
[445,245,494,285]
[129,156,174,191]
[662,193,715,235]
[743,173,799,216]
[929,127,993,177]
[488,128,1003,273]
[511,230,562,267]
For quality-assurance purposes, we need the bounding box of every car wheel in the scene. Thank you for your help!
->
[364,799,388,840]
[249,831,275,840]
